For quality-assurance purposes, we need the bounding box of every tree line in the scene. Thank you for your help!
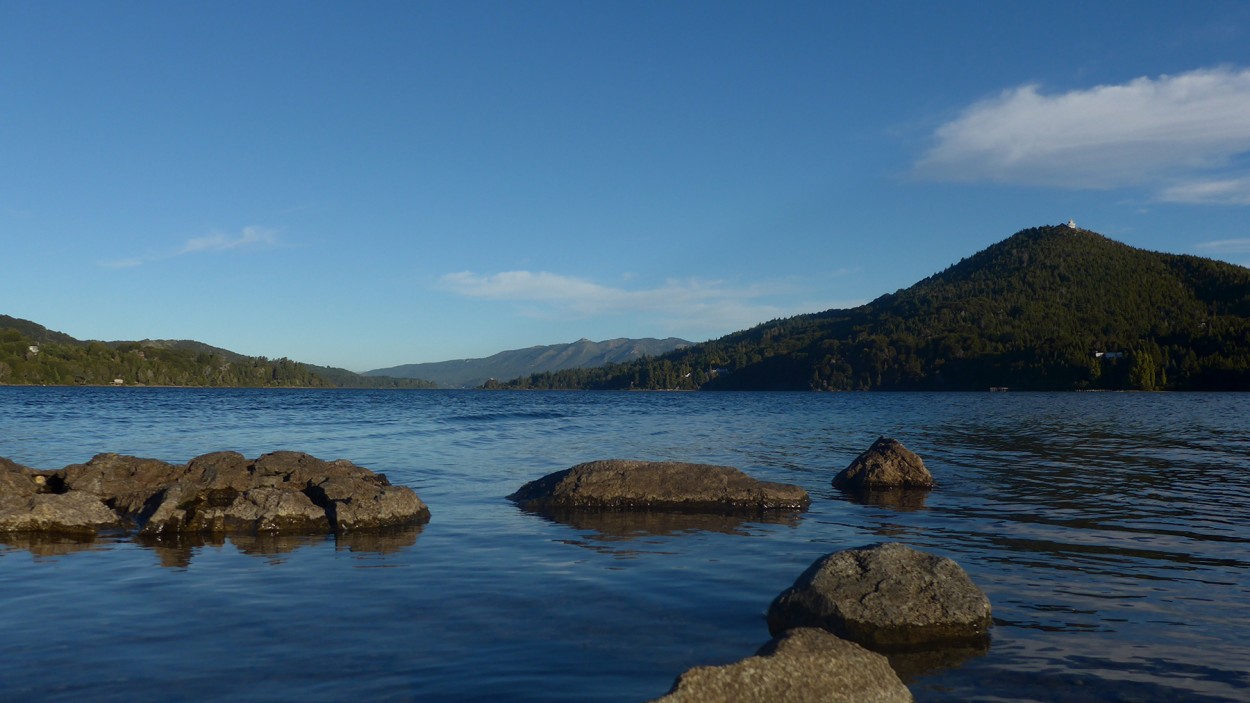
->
[486,226,1250,391]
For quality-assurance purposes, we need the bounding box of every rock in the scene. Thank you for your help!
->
[653,628,913,703]
[308,478,431,531]
[139,451,430,535]
[509,460,810,513]
[767,542,992,652]
[61,453,191,518]
[833,437,934,490]
[0,492,123,535]
[0,451,430,538]
[0,457,45,498]
[140,483,332,535]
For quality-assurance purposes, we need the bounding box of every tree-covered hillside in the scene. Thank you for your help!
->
[0,317,435,388]
[486,225,1250,391]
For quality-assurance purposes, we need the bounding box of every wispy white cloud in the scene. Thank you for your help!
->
[914,67,1250,204]
[1195,238,1250,255]
[1159,177,1250,205]
[98,226,281,268]
[178,226,280,254]
[438,270,824,335]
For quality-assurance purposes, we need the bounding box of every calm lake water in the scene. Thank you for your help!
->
[1,388,1247,702]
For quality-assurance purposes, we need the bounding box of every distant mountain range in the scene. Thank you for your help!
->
[488,224,1250,391]
[0,314,687,389]
[365,337,692,388]
[10,223,1250,391]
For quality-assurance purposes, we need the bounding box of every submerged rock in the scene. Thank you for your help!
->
[509,459,810,513]
[833,437,934,490]
[767,542,992,652]
[0,451,430,537]
[653,627,913,703]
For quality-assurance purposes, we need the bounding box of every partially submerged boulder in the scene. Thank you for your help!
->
[0,457,47,499]
[0,492,124,535]
[767,542,991,652]
[653,627,913,703]
[0,451,430,538]
[833,437,934,490]
[1,457,122,535]
[139,451,429,535]
[509,460,810,513]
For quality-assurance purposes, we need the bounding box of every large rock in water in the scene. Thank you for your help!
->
[0,451,430,537]
[0,492,124,535]
[767,542,991,651]
[833,437,934,490]
[509,459,810,513]
[653,628,912,703]
[140,451,430,535]
[0,457,123,535]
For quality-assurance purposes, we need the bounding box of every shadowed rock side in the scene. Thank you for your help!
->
[509,460,810,513]
[532,508,803,541]
[833,437,934,490]
[767,542,992,652]
[0,451,430,538]
[652,628,913,703]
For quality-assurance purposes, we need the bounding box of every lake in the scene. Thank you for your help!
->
[1,388,1247,702]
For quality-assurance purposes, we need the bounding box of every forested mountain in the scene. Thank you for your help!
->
[487,225,1250,391]
[366,337,691,388]
[0,317,435,388]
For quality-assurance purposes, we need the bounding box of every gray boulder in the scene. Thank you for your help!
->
[61,453,190,518]
[0,457,45,498]
[0,451,430,538]
[653,627,913,703]
[767,542,991,651]
[0,491,123,535]
[0,457,122,535]
[833,437,934,490]
[509,460,810,513]
[139,451,431,535]
[140,481,332,535]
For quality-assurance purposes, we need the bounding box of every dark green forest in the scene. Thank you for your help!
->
[485,225,1250,392]
[0,316,435,388]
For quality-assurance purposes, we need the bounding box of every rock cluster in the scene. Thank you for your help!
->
[654,542,991,701]
[509,459,810,513]
[832,437,934,490]
[0,451,429,537]
[654,628,912,703]
[767,542,992,651]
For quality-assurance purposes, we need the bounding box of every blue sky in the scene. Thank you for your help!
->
[4,1,1250,372]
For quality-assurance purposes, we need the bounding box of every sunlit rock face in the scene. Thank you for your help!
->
[653,627,913,703]
[833,437,935,490]
[768,542,992,652]
[509,459,810,513]
[0,451,430,538]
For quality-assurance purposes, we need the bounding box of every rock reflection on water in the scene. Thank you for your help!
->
[522,507,802,541]
[3,526,423,568]
[137,526,425,567]
[0,532,112,559]
[842,489,930,512]
[887,642,990,683]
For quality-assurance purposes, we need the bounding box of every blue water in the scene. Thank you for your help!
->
[1,388,1247,702]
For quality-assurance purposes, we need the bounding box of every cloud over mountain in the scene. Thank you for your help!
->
[915,67,1250,205]
[438,270,801,335]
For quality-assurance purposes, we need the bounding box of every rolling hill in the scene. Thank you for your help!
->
[0,318,435,388]
[489,224,1250,391]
